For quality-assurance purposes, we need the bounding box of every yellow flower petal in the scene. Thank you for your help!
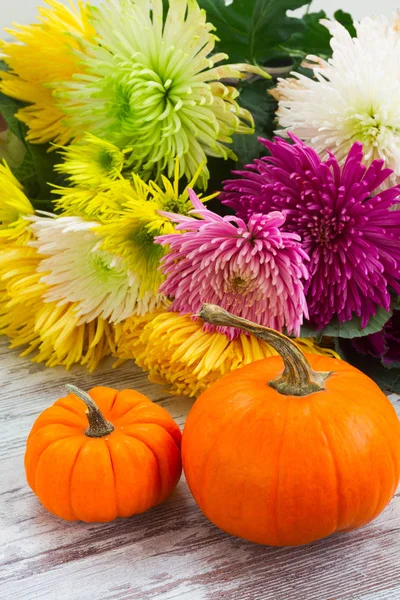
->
[0,0,95,145]
[117,311,340,397]
[0,239,117,372]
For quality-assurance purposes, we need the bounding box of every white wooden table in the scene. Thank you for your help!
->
[1,338,400,600]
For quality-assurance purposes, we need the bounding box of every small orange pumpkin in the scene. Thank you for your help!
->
[182,305,400,546]
[25,385,182,522]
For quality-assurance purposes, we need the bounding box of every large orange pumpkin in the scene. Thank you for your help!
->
[25,385,182,522]
[182,305,400,546]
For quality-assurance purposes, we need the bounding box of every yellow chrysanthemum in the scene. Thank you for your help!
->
[113,307,169,368]
[117,311,340,397]
[55,133,128,188]
[0,0,95,145]
[53,179,133,221]
[141,159,218,216]
[85,161,217,295]
[0,241,120,372]
[0,162,34,244]
[54,156,216,222]
[99,194,175,295]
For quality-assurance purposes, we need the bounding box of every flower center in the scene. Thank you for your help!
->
[162,195,190,215]
[134,226,156,248]
[89,250,120,283]
[308,207,348,246]
[98,148,116,171]
[346,112,399,149]
[132,224,165,268]
[227,275,250,295]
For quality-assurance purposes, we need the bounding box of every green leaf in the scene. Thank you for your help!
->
[236,79,278,135]
[283,10,355,58]
[205,156,237,203]
[0,91,60,210]
[337,339,400,394]
[0,92,26,142]
[283,11,330,56]
[201,77,278,197]
[300,305,394,340]
[14,143,60,207]
[231,78,277,167]
[334,9,356,37]
[198,0,310,63]
[393,296,400,311]
[0,60,9,73]
[383,358,400,370]
[231,133,262,169]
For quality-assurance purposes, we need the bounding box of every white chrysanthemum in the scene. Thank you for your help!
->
[29,216,165,323]
[276,13,400,180]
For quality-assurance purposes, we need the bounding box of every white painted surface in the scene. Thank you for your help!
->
[295,0,399,18]
[1,338,400,599]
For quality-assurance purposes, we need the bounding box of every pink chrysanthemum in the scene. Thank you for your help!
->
[221,135,400,329]
[156,191,308,339]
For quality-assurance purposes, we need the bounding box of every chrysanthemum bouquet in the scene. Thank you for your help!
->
[1,0,399,396]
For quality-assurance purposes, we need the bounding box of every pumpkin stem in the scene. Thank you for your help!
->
[66,384,115,438]
[199,304,331,397]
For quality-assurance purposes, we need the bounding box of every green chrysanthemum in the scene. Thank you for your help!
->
[57,0,268,188]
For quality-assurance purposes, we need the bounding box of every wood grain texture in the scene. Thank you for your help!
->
[1,338,400,600]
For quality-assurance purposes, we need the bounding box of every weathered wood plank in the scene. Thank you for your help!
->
[1,339,400,600]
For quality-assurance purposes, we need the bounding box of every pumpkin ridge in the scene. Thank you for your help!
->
[30,419,83,438]
[194,402,259,514]
[317,394,397,529]
[67,439,87,521]
[366,460,383,528]
[56,397,89,419]
[34,435,86,520]
[325,395,382,529]
[111,401,157,423]
[333,387,400,488]
[29,408,86,436]
[272,396,291,545]
[30,428,83,447]
[105,440,119,517]
[121,421,182,452]
[347,398,400,504]
[27,430,83,492]
[314,412,340,532]
[120,430,162,503]
[107,389,119,415]
[330,375,400,429]
[107,433,157,516]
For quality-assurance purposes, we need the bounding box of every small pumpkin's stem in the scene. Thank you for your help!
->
[199,304,331,397]
[66,384,114,438]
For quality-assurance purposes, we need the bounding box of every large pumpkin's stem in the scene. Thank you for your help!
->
[66,384,115,438]
[199,305,332,397]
